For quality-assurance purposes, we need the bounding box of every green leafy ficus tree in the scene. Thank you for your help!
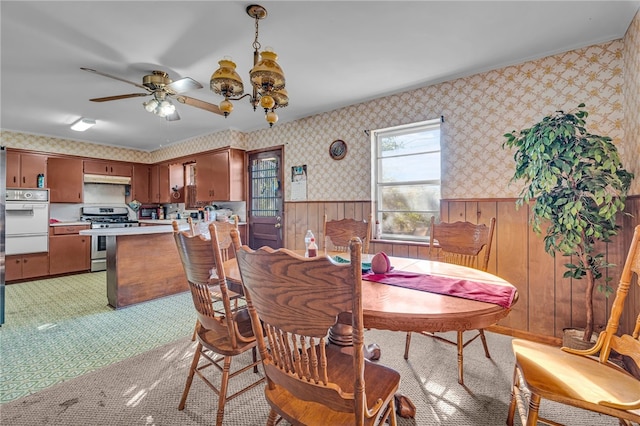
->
[503,104,633,342]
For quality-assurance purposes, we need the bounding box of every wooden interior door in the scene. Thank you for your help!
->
[248,148,283,249]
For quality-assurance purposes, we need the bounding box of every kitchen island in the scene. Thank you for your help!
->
[80,224,188,309]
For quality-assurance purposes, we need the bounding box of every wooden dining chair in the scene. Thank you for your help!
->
[323,213,373,254]
[233,232,400,426]
[173,222,264,426]
[404,216,496,385]
[507,224,640,426]
[174,218,242,341]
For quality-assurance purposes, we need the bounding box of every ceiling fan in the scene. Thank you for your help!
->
[80,67,223,121]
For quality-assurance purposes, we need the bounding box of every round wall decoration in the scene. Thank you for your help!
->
[329,139,347,160]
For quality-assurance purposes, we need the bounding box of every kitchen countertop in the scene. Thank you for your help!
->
[139,219,247,226]
[79,225,181,236]
[50,221,90,227]
[138,219,188,225]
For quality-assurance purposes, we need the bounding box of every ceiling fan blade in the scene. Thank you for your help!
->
[89,93,150,102]
[166,110,181,121]
[166,77,203,94]
[81,67,149,91]
[175,95,223,115]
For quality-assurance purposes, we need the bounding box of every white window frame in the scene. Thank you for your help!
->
[371,118,442,242]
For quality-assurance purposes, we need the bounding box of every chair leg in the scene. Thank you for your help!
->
[215,356,232,426]
[404,332,412,360]
[506,366,518,426]
[479,329,491,358]
[179,342,203,410]
[378,396,398,426]
[267,408,279,426]
[457,331,464,385]
[526,393,541,426]
[252,346,258,373]
[191,319,200,341]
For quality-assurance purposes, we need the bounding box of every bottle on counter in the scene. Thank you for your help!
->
[304,230,314,258]
[307,237,318,258]
[37,174,45,188]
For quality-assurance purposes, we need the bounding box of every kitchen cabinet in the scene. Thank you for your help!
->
[47,157,83,203]
[150,164,171,203]
[196,149,245,202]
[49,225,90,275]
[5,253,49,282]
[6,150,46,188]
[131,163,151,202]
[84,160,132,176]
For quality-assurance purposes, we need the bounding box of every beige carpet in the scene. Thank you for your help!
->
[0,329,622,425]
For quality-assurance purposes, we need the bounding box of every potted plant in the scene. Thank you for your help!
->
[503,104,633,344]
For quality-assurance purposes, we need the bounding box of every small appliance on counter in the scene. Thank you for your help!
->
[138,205,160,220]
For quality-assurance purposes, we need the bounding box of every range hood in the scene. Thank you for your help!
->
[83,174,132,185]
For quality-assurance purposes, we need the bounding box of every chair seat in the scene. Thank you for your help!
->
[197,310,256,356]
[512,339,640,422]
[265,345,400,425]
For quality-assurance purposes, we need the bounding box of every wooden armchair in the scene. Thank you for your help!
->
[173,222,263,426]
[404,216,496,385]
[507,224,640,426]
[323,213,372,254]
[234,233,400,426]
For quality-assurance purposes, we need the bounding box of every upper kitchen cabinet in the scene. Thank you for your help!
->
[196,149,245,202]
[6,150,46,188]
[84,159,132,176]
[48,157,83,203]
[149,163,171,203]
[131,163,151,203]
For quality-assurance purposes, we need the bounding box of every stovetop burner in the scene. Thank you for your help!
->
[81,206,139,228]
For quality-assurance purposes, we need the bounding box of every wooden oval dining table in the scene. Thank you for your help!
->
[223,251,518,343]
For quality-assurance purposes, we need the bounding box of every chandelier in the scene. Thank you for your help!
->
[210,4,288,127]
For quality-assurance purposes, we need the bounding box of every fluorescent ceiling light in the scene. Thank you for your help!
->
[70,118,96,131]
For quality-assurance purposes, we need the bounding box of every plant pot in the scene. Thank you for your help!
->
[562,328,598,351]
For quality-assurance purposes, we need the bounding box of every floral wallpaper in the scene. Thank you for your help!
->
[2,9,638,199]
[624,9,640,195]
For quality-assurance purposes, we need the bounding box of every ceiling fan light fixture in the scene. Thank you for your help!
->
[70,117,96,131]
[143,99,159,112]
[210,4,287,126]
[157,100,175,117]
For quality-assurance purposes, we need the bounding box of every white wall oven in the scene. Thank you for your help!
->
[6,189,49,255]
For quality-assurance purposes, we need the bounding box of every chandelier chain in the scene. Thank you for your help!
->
[252,16,261,52]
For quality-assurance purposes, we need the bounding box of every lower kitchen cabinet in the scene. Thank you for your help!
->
[49,225,90,275]
[5,253,49,282]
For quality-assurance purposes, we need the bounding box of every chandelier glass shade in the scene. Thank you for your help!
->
[210,4,287,127]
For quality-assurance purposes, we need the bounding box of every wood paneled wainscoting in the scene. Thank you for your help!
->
[284,197,640,343]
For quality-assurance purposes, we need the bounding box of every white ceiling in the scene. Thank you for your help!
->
[2,1,639,152]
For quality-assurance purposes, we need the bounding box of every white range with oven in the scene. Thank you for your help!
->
[6,189,50,255]
[81,206,139,272]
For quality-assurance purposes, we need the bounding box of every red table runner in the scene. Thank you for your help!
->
[362,270,516,308]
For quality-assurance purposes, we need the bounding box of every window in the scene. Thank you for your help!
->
[372,119,441,242]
